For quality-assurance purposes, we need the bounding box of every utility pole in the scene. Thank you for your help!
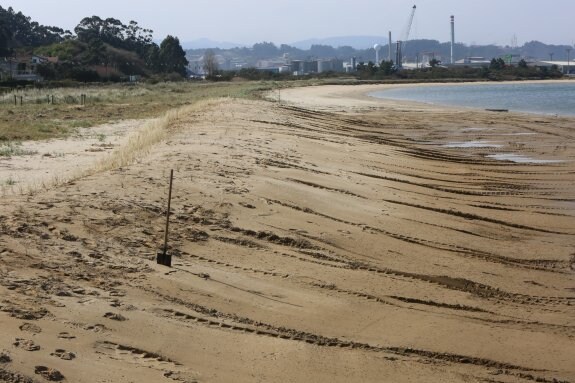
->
[549,53,554,61]
[450,16,455,64]
[388,31,392,62]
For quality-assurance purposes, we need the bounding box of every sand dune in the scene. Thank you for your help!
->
[1,85,574,382]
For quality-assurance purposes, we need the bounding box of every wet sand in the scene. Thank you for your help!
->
[1,84,574,382]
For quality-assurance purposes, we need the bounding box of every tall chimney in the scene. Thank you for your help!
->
[388,31,392,62]
[450,15,455,64]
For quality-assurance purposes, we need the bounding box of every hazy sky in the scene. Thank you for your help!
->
[9,0,575,46]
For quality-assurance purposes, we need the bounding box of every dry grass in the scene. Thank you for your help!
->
[0,81,274,141]
[0,80,318,197]
[91,98,222,173]
[1,98,233,197]
[0,142,37,157]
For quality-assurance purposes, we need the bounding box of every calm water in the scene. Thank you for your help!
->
[370,82,575,116]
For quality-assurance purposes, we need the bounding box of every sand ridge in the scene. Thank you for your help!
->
[0,87,574,382]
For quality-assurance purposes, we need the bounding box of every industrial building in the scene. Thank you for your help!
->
[533,61,574,75]
[290,59,344,75]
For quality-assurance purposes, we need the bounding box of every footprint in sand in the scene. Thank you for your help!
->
[57,332,76,340]
[34,366,65,381]
[83,324,109,333]
[0,351,11,363]
[95,341,199,381]
[51,349,76,360]
[103,312,127,321]
[13,338,40,351]
[19,323,42,334]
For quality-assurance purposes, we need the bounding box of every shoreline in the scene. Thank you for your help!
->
[280,80,575,119]
[367,80,575,117]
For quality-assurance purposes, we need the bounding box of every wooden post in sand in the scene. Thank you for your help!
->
[157,169,174,267]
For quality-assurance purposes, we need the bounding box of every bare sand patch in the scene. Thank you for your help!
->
[0,119,148,196]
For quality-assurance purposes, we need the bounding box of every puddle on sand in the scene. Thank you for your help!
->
[443,141,503,148]
[487,153,565,164]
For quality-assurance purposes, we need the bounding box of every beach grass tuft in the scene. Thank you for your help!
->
[0,142,37,157]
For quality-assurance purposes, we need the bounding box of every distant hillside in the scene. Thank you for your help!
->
[187,38,575,67]
[290,36,388,50]
[181,38,244,50]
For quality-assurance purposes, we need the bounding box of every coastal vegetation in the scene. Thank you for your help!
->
[353,59,564,81]
[1,6,188,82]
[0,81,276,141]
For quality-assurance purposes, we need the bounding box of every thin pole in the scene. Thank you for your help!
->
[388,31,392,62]
[163,169,174,257]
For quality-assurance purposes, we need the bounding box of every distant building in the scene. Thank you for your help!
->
[0,55,56,81]
[256,67,280,74]
[317,59,344,73]
[257,59,286,69]
[291,59,343,75]
[186,55,204,74]
[450,56,491,68]
[534,61,574,75]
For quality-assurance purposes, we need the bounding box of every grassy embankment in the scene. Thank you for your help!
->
[0,81,283,143]
[0,80,307,193]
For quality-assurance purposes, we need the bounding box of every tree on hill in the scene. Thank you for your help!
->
[74,16,153,56]
[159,35,188,76]
[0,5,70,53]
[144,44,161,72]
[73,16,181,76]
[0,19,10,56]
[252,42,278,59]
[309,44,337,58]
[83,38,106,65]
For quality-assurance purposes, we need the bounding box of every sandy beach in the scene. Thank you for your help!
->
[1,83,574,382]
